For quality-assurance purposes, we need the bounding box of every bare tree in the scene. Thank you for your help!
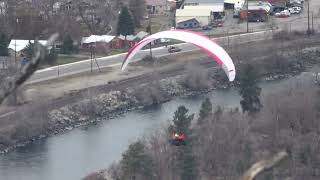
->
[0,33,59,105]
[76,0,116,35]
[128,0,146,28]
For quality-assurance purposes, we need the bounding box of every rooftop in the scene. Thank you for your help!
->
[145,0,167,6]
[185,0,224,4]
[176,8,212,16]
[184,4,224,12]
[8,40,48,52]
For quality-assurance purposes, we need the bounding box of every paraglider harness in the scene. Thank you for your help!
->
[169,132,186,146]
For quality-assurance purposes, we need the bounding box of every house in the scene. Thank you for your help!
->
[0,1,6,15]
[112,35,136,49]
[81,35,115,50]
[183,0,225,19]
[167,0,178,11]
[111,31,149,49]
[184,0,225,12]
[8,40,48,52]
[176,8,213,27]
[239,1,271,21]
[224,0,245,9]
[249,1,272,12]
[247,6,269,22]
[177,18,200,29]
[146,0,168,15]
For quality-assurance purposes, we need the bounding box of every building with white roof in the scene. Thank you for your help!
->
[8,40,48,52]
[176,8,213,26]
[82,35,115,44]
[183,0,225,12]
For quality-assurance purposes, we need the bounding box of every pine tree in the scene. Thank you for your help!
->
[198,98,213,124]
[120,141,155,180]
[61,34,74,54]
[239,64,263,114]
[117,6,135,36]
[0,33,9,56]
[170,106,194,138]
[23,41,34,59]
[179,145,199,180]
[169,106,199,180]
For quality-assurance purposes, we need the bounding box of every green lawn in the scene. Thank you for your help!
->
[56,50,129,65]
[56,55,90,65]
[137,18,163,34]
[109,49,128,56]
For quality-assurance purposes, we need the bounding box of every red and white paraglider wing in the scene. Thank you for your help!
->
[121,30,236,82]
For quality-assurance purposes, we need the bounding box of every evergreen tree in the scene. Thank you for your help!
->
[239,64,263,114]
[61,34,74,54]
[0,33,9,56]
[170,106,194,138]
[179,145,199,180]
[23,41,34,59]
[198,98,212,124]
[169,106,199,180]
[117,6,135,36]
[120,141,155,180]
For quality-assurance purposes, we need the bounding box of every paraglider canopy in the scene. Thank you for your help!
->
[172,132,185,141]
[121,29,236,82]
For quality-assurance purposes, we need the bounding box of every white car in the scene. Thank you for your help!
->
[276,10,291,17]
[289,7,301,14]
[293,6,301,11]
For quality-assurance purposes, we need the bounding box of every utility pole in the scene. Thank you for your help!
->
[307,0,310,35]
[148,17,152,57]
[246,0,249,33]
[15,18,18,66]
[311,11,314,33]
[90,44,93,72]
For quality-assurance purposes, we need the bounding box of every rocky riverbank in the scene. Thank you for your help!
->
[1,48,320,154]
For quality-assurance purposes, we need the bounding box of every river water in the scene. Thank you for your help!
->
[0,74,312,180]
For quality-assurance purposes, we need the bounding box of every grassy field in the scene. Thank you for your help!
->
[56,55,90,65]
[137,15,168,33]
[108,49,128,56]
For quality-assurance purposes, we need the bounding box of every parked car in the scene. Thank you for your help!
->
[294,6,302,11]
[202,25,213,30]
[289,7,301,14]
[212,22,223,28]
[168,46,182,53]
[275,10,291,18]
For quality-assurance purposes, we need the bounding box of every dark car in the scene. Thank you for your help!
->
[168,46,182,53]
[212,21,223,28]
[202,25,213,30]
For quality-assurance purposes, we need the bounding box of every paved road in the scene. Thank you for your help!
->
[27,30,277,84]
[27,0,320,84]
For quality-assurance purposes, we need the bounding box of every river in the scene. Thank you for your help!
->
[0,74,312,180]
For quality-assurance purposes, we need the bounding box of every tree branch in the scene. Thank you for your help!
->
[241,151,288,180]
[0,33,59,104]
